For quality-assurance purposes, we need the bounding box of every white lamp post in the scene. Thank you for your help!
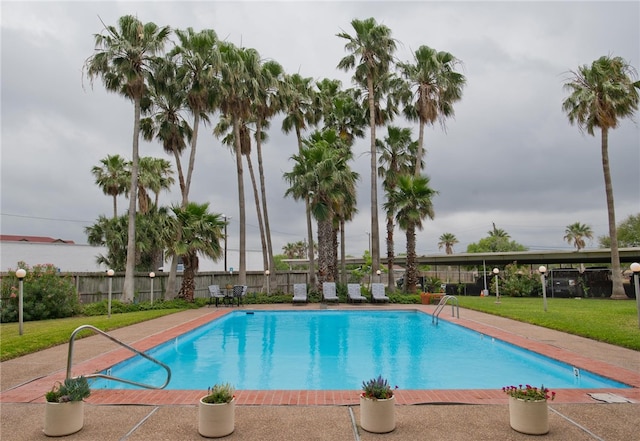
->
[15,269,26,336]
[107,269,114,318]
[265,269,270,296]
[493,268,500,303]
[149,272,155,305]
[630,262,640,328]
[376,269,381,283]
[539,266,548,312]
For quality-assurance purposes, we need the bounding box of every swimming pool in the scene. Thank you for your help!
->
[92,310,628,391]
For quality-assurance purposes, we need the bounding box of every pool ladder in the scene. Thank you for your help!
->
[432,295,459,324]
[65,324,171,389]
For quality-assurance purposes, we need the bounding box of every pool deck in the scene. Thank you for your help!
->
[1,303,638,440]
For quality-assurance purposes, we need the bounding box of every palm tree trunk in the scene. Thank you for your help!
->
[386,215,395,288]
[368,77,380,274]
[317,219,333,289]
[256,121,276,290]
[165,147,187,300]
[233,117,247,285]
[123,96,141,302]
[296,126,316,286]
[415,115,425,175]
[246,152,269,283]
[112,196,117,219]
[601,128,627,299]
[405,223,417,294]
[340,219,347,285]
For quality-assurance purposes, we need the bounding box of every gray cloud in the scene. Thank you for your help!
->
[2,1,639,270]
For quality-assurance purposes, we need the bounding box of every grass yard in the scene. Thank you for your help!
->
[0,309,183,361]
[456,296,640,351]
[1,297,638,362]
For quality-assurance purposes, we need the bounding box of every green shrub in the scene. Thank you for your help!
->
[1,262,81,322]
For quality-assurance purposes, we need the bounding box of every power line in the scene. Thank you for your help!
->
[0,213,94,224]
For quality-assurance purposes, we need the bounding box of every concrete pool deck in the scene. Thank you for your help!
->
[1,303,638,440]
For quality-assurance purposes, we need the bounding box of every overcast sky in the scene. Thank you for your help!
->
[1,1,639,271]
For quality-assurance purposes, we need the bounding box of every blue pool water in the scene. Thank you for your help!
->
[92,310,629,391]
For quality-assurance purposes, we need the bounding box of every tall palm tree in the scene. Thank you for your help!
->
[281,73,321,285]
[85,15,171,302]
[140,55,192,299]
[252,59,285,283]
[216,42,261,286]
[438,232,459,255]
[284,129,358,289]
[91,154,130,218]
[564,222,593,251]
[337,17,397,275]
[167,202,224,302]
[384,174,437,293]
[170,27,219,204]
[397,45,466,175]
[563,55,639,299]
[377,126,418,288]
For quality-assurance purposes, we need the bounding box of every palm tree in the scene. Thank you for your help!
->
[252,59,285,283]
[216,42,261,286]
[397,45,466,175]
[384,174,437,293]
[170,27,219,204]
[337,17,397,275]
[167,202,224,302]
[84,15,171,302]
[281,73,321,285]
[91,154,130,218]
[137,156,174,213]
[377,126,418,288]
[563,55,639,299]
[284,130,358,289]
[438,233,459,255]
[564,222,593,251]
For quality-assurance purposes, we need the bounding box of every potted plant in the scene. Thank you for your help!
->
[503,384,556,435]
[359,375,397,433]
[198,383,235,438]
[43,376,91,436]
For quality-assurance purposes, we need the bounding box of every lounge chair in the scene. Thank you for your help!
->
[371,283,390,303]
[208,285,226,307]
[232,285,248,307]
[293,283,308,304]
[322,282,339,302]
[347,283,367,303]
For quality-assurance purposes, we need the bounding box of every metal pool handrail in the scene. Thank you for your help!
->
[432,295,459,324]
[66,324,171,389]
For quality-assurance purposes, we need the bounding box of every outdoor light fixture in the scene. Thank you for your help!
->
[16,269,26,336]
[539,266,548,312]
[376,269,381,283]
[265,269,270,296]
[107,269,115,318]
[223,214,231,272]
[493,268,500,303]
[149,272,155,305]
[631,262,640,328]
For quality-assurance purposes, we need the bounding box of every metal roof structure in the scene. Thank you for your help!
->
[283,248,640,268]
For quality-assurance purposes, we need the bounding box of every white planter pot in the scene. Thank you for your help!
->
[360,395,396,433]
[198,397,235,438]
[508,396,549,435]
[43,401,84,437]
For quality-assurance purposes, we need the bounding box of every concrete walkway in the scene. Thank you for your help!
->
[1,304,638,440]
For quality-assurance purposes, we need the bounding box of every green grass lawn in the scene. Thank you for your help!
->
[0,309,183,361]
[456,296,640,351]
[1,297,638,362]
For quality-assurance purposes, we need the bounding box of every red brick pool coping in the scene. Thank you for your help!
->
[2,307,639,406]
